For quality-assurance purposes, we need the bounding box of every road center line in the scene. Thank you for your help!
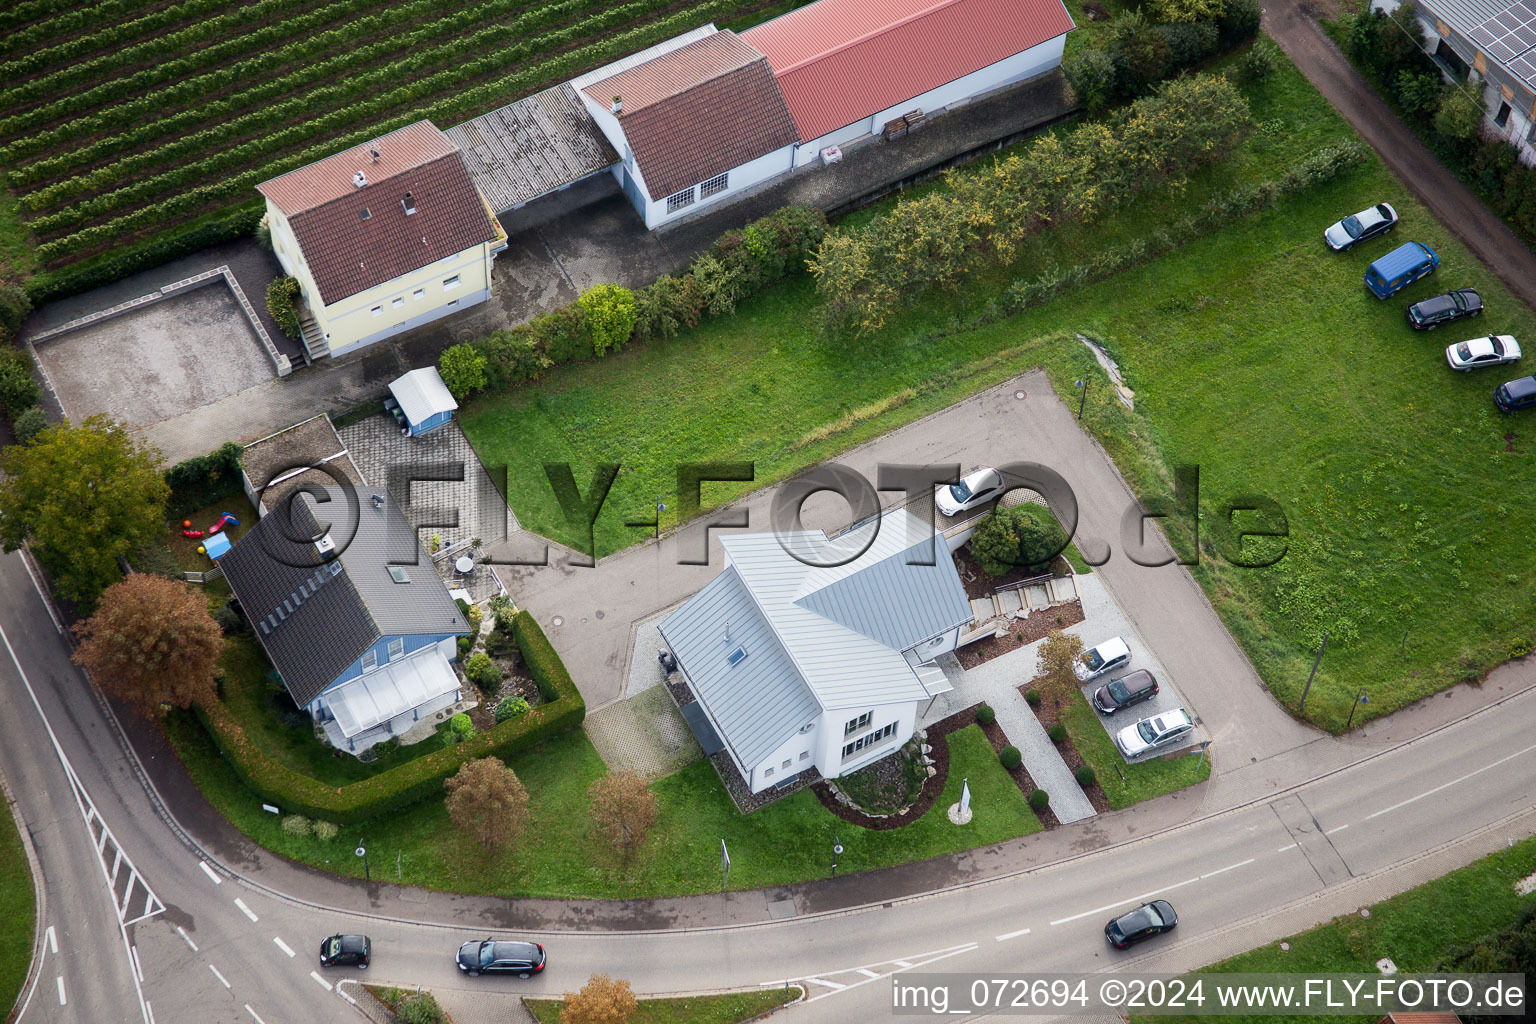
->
[245,1005,267,1024]
[198,861,222,885]
[1365,741,1536,821]
[1201,858,1255,879]
[995,927,1032,941]
[273,936,295,958]
[177,926,198,952]
[234,898,258,922]
[55,977,65,1006]
[1050,875,1201,926]
[1277,843,1297,853]
[1325,824,1350,835]
[210,964,230,989]
[45,925,56,954]
[310,970,334,992]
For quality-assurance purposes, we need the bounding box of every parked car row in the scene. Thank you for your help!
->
[1329,204,1532,412]
[318,933,548,978]
[1077,636,1197,760]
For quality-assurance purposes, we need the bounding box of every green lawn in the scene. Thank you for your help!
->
[1144,834,1536,1024]
[0,797,36,1023]
[1058,695,1210,809]
[167,717,1039,898]
[527,987,800,1023]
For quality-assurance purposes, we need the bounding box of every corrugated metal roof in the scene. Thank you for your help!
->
[388,367,457,429]
[658,568,818,767]
[795,531,973,650]
[744,0,1075,140]
[1419,0,1520,34]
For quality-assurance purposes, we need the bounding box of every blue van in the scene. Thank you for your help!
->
[1364,241,1438,298]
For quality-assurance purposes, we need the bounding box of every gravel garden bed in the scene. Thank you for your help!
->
[1020,679,1111,815]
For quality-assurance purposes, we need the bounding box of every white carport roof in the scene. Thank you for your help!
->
[325,648,459,738]
[388,367,458,429]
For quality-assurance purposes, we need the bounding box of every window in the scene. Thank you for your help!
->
[844,712,872,737]
[842,722,897,760]
[443,274,461,290]
[412,288,425,301]
[392,296,404,309]
[359,208,371,221]
[781,759,792,770]
[700,172,729,198]
[666,186,695,213]
[763,766,774,778]
[799,750,810,761]
[371,305,383,317]
[726,645,748,667]
[447,299,458,307]
[388,566,409,583]
[388,637,404,660]
[361,650,378,672]
[1496,101,1512,127]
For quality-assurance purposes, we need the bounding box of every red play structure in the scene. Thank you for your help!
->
[181,513,240,539]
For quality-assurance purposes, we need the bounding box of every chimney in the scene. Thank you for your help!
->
[723,620,731,642]
[401,190,416,215]
[370,148,380,163]
[352,170,368,189]
[315,534,337,562]
[611,95,623,115]
[371,494,385,510]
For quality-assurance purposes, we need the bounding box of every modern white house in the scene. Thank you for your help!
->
[257,121,508,360]
[658,509,974,794]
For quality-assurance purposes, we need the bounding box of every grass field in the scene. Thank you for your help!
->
[462,55,1536,731]
[0,798,36,1023]
[527,987,800,1023]
[1057,696,1210,809]
[166,715,1040,898]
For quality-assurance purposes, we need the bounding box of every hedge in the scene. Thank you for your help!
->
[165,441,243,516]
[193,610,584,824]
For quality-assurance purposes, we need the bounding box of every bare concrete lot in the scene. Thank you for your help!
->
[33,286,274,432]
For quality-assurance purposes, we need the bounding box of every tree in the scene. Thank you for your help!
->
[443,756,529,850]
[0,415,168,605]
[1144,0,1227,24]
[1013,505,1068,571]
[970,509,1021,576]
[562,974,637,1024]
[1108,11,1171,97]
[71,573,224,714]
[1063,48,1118,113]
[437,343,488,400]
[587,770,658,859]
[1434,86,1486,144]
[1035,629,1086,705]
[578,283,639,356]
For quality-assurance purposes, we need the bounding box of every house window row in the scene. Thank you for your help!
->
[842,722,896,761]
[368,279,457,318]
[700,171,729,198]
[665,172,731,215]
[360,637,409,674]
[666,186,695,214]
[844,711,872,736]
[762,749,813,779]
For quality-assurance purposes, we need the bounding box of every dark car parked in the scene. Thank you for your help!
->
[1105,901,1178,949]
[319,934,370,969]
[1495,375,1536,412]
[456,938,546,978]
[1092,669,1160,715]
[1406,288,1482,330]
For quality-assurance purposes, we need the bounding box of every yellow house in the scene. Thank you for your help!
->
[257,121,508,360]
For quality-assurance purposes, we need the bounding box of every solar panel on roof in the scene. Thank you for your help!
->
[1470,0,1536,67]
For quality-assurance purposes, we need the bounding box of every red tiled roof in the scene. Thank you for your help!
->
[257,121,498,306]
[584,32,799,201]
[744,0,1075,141]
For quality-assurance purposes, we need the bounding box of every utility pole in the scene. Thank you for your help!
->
[1298,631,1328,713]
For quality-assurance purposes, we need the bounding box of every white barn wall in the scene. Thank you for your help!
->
[641,142,796,228]
[814,700,917,781]
[748,719,821,793]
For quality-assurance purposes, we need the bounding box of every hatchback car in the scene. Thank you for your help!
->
[456,938,547,978]
[1407,288,1482,330]
[1092,669,1160,715]
[1324,202,1397,251]
[1073,636,1131,682]
[935,467,1006,517]
[318,934,370,969]
[1495,375,1536,412]
[1446,335,1520,371]
[1105,901,1178,949]
[1115,708,1195,759]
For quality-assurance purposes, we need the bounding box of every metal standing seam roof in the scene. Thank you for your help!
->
[388,366,458,429]
[743,0,1076,141]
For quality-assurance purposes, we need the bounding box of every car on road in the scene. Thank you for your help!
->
[1105,901,1178,949]
[1074,636,1131,683]
[935,467,1006,518]
[1092,668,1160,715]
[1114,708,1195,759]
[1407,288,1482,330]
[456,938,547,978]
[1495,375,1536,412]
[319,934,370,969]
[1324,202,1397,251]
[1446,335,1520,371]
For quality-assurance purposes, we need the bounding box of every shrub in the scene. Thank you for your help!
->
[1028,789,1051,811]
[970,509,1022,576]
[999,746,1022,770]
[457,635,473,658]
[1063,48,1118,113]
[1158,20,1220,70]
[1108,10,1171,96]
[397,991,449,1024]
[438,343,488,400]
[530,303,590,364]
[975,702,996,725]
[1218,0,1262,46]
[690,252,747,317]
[0,283,32,343]
[465,603,483,634]
[1076,765,1097,787]
[478,327,551,388]
[13,405,48,444]
[213,603,245,634]
[1048,723,1068,743]
[633,273,702,341]
[464,652,500,690]
[0,350,42,415]
[494,696,530,723]
[1024,689,1042,707]
[448,711,475,743]
[281,814,311,836]
[265,275,301,339]
[312,819,339,841]
[1434,86,1485,144]
[512,609,576,704]
[1144,0,1227,23]
[1511,637,1532,659]
[578,283,639,357]
[1237,38,1279,84]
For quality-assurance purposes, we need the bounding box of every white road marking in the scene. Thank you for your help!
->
[273,936,295,958]
[856,968,881,978]
[245,1005,267,1024]
[56,977,65,1006]
[806,977,847,990]
[760,942,979,1002]
[1051,876,1200,926]
[1201,858,1255,878]
[45,925,56,954]
[18,548,63,634]
[146,1000,156,1024]
[209,964,230,989]
[894,960,913,968]
[1366,741,1536,821]
[234,898,258,922]
[1277,843,1297,853]
[1325,824,1350,835]
[199,861,222,885]
[310,970,333,991]
[131,944,143,982]
[177,926,198,952]
[995,927,1032,941]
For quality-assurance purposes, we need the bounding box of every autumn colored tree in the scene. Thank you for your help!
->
[1035,629,1086,705]
[587,770,658,859]
[444,757,530,851]
[0,415,168,605]
[71,573,224,714]
[562,974,637,1024]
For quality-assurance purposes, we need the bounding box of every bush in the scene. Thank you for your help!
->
[511,609,575,704]
[999,746,1022,770]
[0,283,32,344]
[529,303,590,364]
[975,702,996,725]
[478,326,552,388]
[1218,0,1261,46]
[213,603,245,634]
[1024,689,1042,707]
[1511,637,1532,659]
[1434,86,1485,144]
[1144,0,1227,23]
[1239,39,1280,84]
[1064,48,1118,113]
[1158,20,1220,70]
[690,252,748,317]
[494,696,530,723]
[0,350,42,415]
[438,343,488,400]
[970,509,1022,576]
[1028,789,1051,811]
[165,440,243,515]
[464,651,500,690]
[578,283,638,357]
[281,814,311,837]
[1076,765,1097,787]
[265,275,301,340]
[13,405,48,444]
[457,635,473,657]
[1048,723,1068,743]
[397,992,449,1024]
[633,273,702,341]
[448,712,475,743]
[1108,10,1171,96]
[312,819,339,841]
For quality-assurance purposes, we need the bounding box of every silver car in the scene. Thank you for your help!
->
[1115,708,1195,759]
[1446,335,1521,371]
[1324,202,1398,251]
[1073,636,1131,682]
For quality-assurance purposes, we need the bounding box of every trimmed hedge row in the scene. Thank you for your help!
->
[195,612,584,824]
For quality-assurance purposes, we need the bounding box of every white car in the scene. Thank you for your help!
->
[1073,636,1131,682]
[1323,202,1398,251]
[935,467,1005,517]
[1446,335,1521,371]
[1115,708,1195,759]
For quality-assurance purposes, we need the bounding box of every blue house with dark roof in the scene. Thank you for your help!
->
[220,487,472,754]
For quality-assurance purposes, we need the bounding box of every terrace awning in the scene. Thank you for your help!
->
[324,648,460,738]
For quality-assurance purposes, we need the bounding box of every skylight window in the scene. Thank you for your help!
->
[726,645,748,667]
[388,566,409,583]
